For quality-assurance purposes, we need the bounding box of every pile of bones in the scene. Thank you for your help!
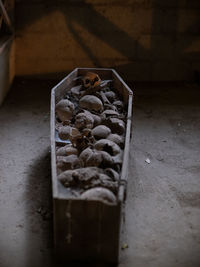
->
[55,72,127,204]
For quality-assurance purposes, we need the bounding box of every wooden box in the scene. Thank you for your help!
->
[51,68,133,264]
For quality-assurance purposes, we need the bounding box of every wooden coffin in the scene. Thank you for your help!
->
[51,68,133,264]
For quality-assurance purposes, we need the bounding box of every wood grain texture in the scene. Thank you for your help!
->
[51,68,133,264]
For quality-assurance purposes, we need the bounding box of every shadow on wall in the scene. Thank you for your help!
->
[16,0,200,81]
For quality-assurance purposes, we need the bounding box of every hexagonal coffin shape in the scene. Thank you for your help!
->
[51,68,133,264]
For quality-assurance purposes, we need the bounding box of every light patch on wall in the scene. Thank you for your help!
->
[19,10,65,33]
[68,20,129,62]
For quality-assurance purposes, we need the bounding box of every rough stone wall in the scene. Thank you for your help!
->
[15,0,200,81]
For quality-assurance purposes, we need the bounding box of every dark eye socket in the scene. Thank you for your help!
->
[85,79,90,84]
[91,76,99,86]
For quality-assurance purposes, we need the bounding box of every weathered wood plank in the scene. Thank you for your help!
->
[51,68,133,264]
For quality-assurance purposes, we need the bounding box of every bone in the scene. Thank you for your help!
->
[56,145,78,156]
[103,117,125,135]
[82,87,101,96]
[113,100,124,112]
[58,167,102,188]
[58,167,102,186]
[72,167,103,185]
[99,91,110,105]
[80,148,113,168]
[112,152,123,166]
[81,187,117,204]
[81,72,102,96]
[99,80,112,88]
[58,126,81,144]
[104,91,116,103]
[82,72,101,89]
[79,147,93,163]
[56,99,75,122]
[57,169,76,187]
[98,174,118,193]
[75,111,94,130]
[100,151,114,167]
[105,168,120,182]
[104,103,118,112]
[57,155,83,171]
[94,139,121,156]
[84,150,103,167]
[70,85,82,97]
[86,150,113,168]
[101,110,120,119]
[58,167,117,193]
[107,133,124,148]
[82,128,92,137]
[55,73,127,196]
[91,114,102,127]
[91,125,111,140]
[79,95,103,112]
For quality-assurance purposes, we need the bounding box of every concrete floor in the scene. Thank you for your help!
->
[0,79,200,267]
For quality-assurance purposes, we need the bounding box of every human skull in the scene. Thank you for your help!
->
[56,145,78,156]
[81,187,117,204]
[107,133,124,148]
[79,95,103,112]
[79,147,113,168]
[82,72,101,88]
[94,139,121,156]
[56,155,83,171]
[58,126,81,145]
[91,125,111,140]
[55,99,75,122]
[75,111,94,130]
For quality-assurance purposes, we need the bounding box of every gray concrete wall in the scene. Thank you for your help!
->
[15,0,200,81]
[0,37,15,105]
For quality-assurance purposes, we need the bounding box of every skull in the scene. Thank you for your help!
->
[83,72,101,88]
[94,139,121,156]
[79,95,103,112]
[58,126,82,145]
[56,155,83,172]
[56,144,78,156]
[79,147,113,168]
[81,187,117,204]
[55,99,75,122]
[75,111,94,130]
[91,125,111,140]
